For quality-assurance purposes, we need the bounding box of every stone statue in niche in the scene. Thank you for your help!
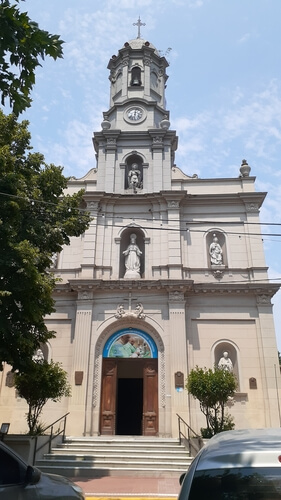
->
[32,348,44,364]
[51,253,58,268]
[123,233,142,279]
[128,163,142,191]
[209,233,223,265]
[218,351,233,372]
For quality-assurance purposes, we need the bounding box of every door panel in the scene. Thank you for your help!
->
[100,359,117,435]
[100,358,158,436]
[143,359,158,436]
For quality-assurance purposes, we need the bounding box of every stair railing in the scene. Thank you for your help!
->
[32,412,69,465]
[176,413,204,457]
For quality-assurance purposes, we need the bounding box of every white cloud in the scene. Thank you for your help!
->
[237,33,251,44]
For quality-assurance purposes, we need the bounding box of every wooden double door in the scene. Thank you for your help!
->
[100,358,158,436]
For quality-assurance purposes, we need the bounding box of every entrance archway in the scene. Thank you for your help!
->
[99,329,158,436]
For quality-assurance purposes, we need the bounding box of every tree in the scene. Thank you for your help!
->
[0,0,64,115]
[0,111,91,371]
[15,359,71,434]
[186,366,237,437]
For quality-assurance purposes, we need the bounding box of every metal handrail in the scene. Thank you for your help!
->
[32,412,70,465]
[176,413,204,457]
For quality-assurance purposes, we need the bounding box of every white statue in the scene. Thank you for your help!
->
[32,348,44,364]
[51,253,58,268]
[128,163,141,190]
[218,351,233,372]
[123,233,142,279]
[209,233,223,265]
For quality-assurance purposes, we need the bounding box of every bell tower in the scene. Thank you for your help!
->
[93,19,178,194]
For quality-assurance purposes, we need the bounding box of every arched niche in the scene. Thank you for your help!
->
[125,154,143,190]
[32,343,50,362]
[119,227,145,279]
[41,343,50,361]
[206,230,228,267]
[214,341,239,390]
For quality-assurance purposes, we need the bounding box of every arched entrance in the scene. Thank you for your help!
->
[99,329,158,436]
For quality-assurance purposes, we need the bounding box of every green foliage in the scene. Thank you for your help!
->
[0,111,91,371]
[15,360,71,434]
[186,366,237,437]
[0,0,64,115]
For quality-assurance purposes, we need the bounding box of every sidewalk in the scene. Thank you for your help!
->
[71,475,180,500]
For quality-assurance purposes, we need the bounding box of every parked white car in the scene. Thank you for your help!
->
[0,440,84,499]
[178,428,281,499]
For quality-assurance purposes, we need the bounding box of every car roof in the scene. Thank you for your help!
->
[196,428,281,470]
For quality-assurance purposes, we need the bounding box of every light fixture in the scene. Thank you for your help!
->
[0,423,10,440]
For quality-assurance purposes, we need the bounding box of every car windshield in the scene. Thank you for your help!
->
[189,467,281,499]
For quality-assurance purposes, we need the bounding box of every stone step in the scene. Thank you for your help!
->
[37,457,191,468]
[35,436,192,478]
[36,464,191,478]
[36,466,187,479]
[61,439,182,447]
[52,448,188,457]
[38,455,190,466]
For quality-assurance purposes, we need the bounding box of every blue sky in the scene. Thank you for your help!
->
[5,0,281,347]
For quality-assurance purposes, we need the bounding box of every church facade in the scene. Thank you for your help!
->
[1,33,281,437]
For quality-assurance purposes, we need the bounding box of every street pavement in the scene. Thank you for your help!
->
[71,475,180,500]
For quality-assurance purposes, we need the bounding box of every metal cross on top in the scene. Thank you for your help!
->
[133,16,146,39]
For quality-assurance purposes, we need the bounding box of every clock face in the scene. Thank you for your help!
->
[127,107,143,121]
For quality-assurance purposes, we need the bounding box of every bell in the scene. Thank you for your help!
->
[132,77,140,86]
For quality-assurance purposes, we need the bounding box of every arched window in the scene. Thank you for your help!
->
[151,71,158,90]
[116,71,122,94]
[131,66,141,86]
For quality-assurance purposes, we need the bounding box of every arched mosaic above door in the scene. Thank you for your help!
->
[103,328,158,359]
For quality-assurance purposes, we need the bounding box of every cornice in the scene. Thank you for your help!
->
[182,192,267,207]
[192,282,280,298]
[53,279,280,299]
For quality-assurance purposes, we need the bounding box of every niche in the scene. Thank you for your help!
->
[119,228,145,279]
[206,231,227,267]
[125,154,143,191]
[215,342,239,389]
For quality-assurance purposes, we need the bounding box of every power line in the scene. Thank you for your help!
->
[1,190,281,226]
[1,190,281,238]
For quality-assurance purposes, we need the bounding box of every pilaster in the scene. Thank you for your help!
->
[67,290,93,435]
[256,293,281,426]
[168,291,188,435]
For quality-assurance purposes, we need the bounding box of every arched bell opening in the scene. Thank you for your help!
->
[130,66,142,86]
